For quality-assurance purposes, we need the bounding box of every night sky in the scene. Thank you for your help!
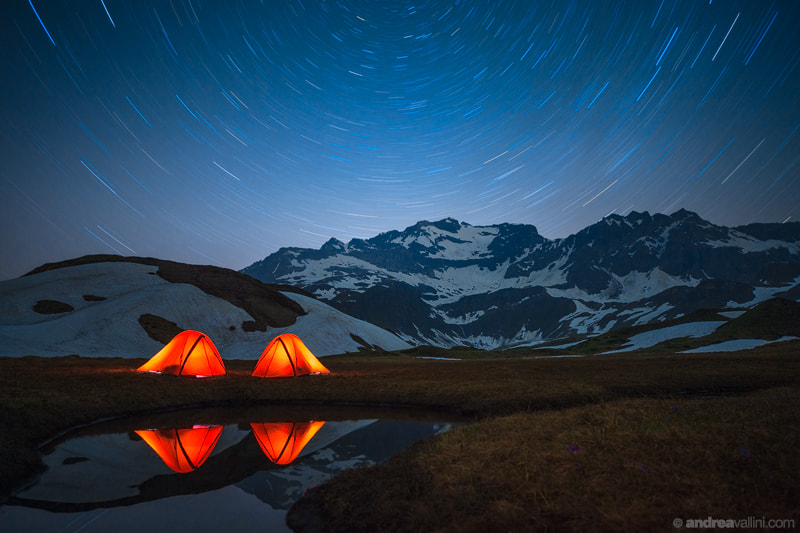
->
[2,1,799,281]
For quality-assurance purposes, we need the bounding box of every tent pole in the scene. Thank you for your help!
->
[279,337,297,376]
[179,334,204,375]
[174,429,198,470]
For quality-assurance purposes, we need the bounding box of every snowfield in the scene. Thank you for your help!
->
[394,223,499,260]
[680,336,798,353]
[0,262,410,359]
[704,232,800,253]
[603,321,726,353]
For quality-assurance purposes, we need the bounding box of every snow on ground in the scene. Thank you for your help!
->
[548,268,730,323]
[717,310,746,318]
[428,263,511,305]
[564,301,620,335]
[533,340,583,350]
[286,254,426,291]
[425,225,499,260]
[608,269,699,303]
[632,303,675,326]
[222,293,411,358]
[0,262,165,326]
[281,255,392,290]
[0,262,410,359]
[741,276,800,307]
[680,336,798,353]
[603,321,726,353]
[429,256,569,306]
[705,232,800,253]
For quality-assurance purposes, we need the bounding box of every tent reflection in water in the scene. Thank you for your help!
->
[250,421,326,465]
[137,330,226,377]
[252,333,330,378]
[135,425,223,473]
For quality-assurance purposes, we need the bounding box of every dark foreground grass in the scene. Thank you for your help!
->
[292,388,800,532]
[1,344,799,531]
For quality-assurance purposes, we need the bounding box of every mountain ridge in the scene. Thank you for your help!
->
[242,209,800,348]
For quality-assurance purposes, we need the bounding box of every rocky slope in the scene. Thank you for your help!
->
[243,210,800,348]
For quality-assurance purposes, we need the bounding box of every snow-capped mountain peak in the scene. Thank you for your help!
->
[243,210,800,348]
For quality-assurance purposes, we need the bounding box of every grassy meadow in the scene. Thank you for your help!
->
[1,343,799,532]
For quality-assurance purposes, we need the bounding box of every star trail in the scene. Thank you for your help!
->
[1,1,799,280]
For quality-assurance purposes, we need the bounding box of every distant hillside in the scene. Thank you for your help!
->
[244,209,800,348]
[0,256,410,358]
[542,298,800,355]
[26,255,308,332]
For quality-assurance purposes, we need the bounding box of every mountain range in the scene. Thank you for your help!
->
[243,209,800,348]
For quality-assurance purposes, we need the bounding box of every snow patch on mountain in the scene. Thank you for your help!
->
[705,232,800,253]
[434,308,486,325]
[632,303,675,325]
[299,255,427,294]
[564,303,619,336]
[744,276,800,306]
[427,263,512,304]
[425,226,499,260]
[526,256,571,286]
[605,321,726,353]
[285,256,393,289]
[681,336,798,353]
[610,270,699,302]
[718,310,746,318]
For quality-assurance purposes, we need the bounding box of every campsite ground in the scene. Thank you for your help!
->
[1,344,799,532]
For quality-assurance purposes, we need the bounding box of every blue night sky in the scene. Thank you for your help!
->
[1,1,799,280]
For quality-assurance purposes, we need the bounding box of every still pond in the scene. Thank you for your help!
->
[0,405,461,532]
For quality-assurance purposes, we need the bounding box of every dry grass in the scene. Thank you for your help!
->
[1,344,799,531]
[295,389,800,532]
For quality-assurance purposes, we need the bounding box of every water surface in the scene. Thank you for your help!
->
[1,405,460,532]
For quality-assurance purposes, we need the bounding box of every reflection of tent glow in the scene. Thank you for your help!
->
[135,425,223,473]
[137,330,226,377]
[252,334,330,378]
[250,421,326,465]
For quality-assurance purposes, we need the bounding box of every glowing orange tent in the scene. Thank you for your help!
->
[135,425,223,473]
[138,330,226,377]
[251,333,330,378]
[250,421,326,465]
